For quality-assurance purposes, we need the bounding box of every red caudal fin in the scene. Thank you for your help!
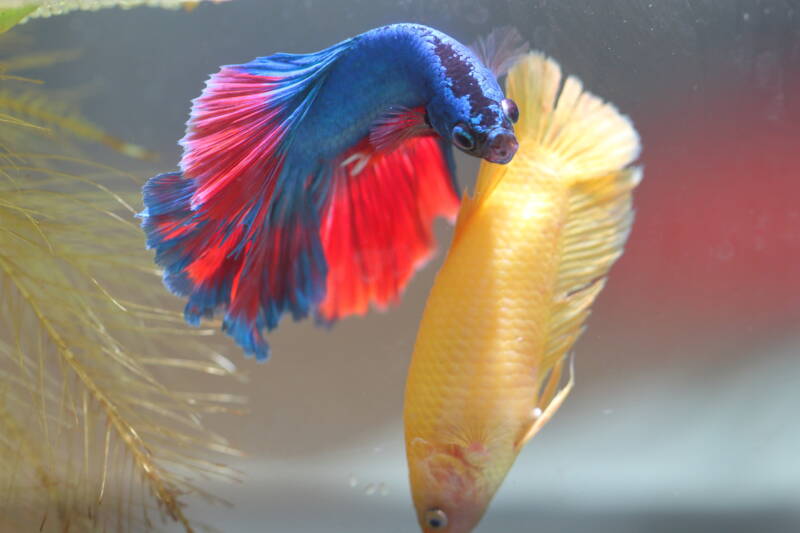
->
[317,135,460,322]
[141,42,352,361]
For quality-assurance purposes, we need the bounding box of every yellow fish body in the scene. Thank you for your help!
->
[403,53,642,533]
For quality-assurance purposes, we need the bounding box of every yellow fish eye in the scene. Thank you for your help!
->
[424,508,448,529]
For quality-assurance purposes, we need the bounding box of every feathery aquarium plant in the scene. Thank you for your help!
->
[0,0,230,33]
[0,26,243,533]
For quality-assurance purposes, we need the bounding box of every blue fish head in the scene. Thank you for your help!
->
[426,40,519,165]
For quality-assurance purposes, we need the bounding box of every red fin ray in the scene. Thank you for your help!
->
[142,42,459,358]
[318,135,460,321]
[180,66,287,211]
[142,43,354,360]
[369,106,431,152]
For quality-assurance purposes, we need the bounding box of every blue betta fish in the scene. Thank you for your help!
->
[141,24,527,360]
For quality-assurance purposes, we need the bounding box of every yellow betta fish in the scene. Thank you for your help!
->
[403,52,642,533]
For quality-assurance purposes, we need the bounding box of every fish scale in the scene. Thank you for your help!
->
[407,158,565,445]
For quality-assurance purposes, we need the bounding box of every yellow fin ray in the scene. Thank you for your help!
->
[452,159,508,245]
[515,356,575,450]
[508,53,640,182]
[505,53,641,449]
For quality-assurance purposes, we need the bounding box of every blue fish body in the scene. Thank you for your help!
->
[289,24,511,165]
[141,24,525,360]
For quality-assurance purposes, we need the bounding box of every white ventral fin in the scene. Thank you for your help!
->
[470,26,530,78]
[515,355,575,451]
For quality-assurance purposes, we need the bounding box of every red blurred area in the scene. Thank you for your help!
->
[606,72,800,331]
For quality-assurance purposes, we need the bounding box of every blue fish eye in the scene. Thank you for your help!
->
[452,124,475,151]
[502,98,519,123]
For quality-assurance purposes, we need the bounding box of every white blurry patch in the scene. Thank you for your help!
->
[340,152,371,176]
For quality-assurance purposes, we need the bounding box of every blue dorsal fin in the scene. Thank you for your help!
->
[470,26,530,78]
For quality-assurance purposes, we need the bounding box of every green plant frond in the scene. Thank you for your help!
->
[0,0,230,31]
[0,179,244,532]
[0,89,159,160]
[0,72,43,83]
[0,48,80,71]
[1,42,243,533]
[0,4,37,34]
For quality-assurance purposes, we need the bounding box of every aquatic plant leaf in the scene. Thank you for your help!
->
[0,42,243,533]
[0,0,229,27]
[0,48,81,71]
[0,88,158,160]
[0,4,37,33]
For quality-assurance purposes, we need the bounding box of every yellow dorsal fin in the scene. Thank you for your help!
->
[504,53,642,450]
[508,52,641,181]
[453,53,640,246]
[452,160,507,244]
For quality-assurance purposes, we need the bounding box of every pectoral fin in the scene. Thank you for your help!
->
[316,135,460,322]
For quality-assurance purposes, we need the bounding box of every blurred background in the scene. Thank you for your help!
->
[9,0,800,531]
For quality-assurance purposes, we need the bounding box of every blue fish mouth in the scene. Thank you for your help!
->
[483,129,518,164]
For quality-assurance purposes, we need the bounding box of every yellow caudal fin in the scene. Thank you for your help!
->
[507,52,641,180]
[454,53,640,243]
[506,53,642,450]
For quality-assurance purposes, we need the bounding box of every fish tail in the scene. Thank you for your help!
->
[507,52,641,183]
[456,53,642,237]
[506,53,643,369]
[141,171,199,298]
[141,39,359,361]
[142,169,249,332]
[141,167,285,361]
[499,53,642,448]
